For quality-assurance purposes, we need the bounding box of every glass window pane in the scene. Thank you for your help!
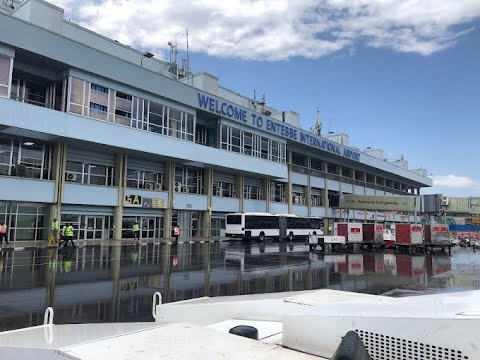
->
[0,55,10,88]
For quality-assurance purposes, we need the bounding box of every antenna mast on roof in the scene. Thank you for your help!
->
[182,28,190,75]
[167,41,179,79]
[310,108,322,136]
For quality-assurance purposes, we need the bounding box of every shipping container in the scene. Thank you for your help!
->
[432,225,449,245]
[334,222,363,243]
[362,223,375,242]
[410,224,423,244]
[394,224,423,245]
[362,223,385,244]
[424,224,432,243]
[395,223,411,244]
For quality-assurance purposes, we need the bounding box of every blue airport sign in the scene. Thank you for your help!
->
[197,92,361,161]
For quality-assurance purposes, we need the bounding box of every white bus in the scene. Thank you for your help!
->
[226,212,279,241]
[285,215,323,241]
[226,212,323,241]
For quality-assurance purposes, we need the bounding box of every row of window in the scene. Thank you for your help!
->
[221,124,286,164]
[65,161,115,186]
[0,137,51,180]
[68,77,195,142]
[0,202,49,242]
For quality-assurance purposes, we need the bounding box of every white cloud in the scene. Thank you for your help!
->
[431,175,477,188]
[422,175,480,197]
[49,0,480,61]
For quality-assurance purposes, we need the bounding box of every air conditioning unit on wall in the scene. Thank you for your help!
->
[66,172,77,182]
[154,182,162,191]
[174,181,182,192]
[145,183,154,190]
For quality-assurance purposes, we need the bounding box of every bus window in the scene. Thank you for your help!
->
[226,215,242,225]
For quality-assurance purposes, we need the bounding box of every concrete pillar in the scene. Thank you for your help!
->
[163,161,175,239]
[337,165,343,200]
[352,169,356,195]
[306,156,312,216]
[49,142,67,240]
[263,179,270,213]
[203,168,213,238]
[236,173,244,213]
[287,150,293,214]
[113,153,127,240]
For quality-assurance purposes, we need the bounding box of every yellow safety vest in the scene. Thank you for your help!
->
[66,226,74,237]
[52,221,59,231]
[62,226,67,236]
[133,224,140,231]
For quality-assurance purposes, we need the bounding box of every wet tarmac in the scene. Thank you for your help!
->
[0,241,479,331]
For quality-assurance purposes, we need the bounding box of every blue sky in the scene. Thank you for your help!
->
[53,0,480,196]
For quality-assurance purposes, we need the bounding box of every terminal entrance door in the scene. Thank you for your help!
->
[85,216,104,240]
[173,211,203,238]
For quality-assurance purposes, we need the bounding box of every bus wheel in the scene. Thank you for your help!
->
[288,232,294,241]
[259,232,265,242]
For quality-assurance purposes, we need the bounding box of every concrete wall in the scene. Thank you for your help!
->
[63,183,118,206]
[270,203,288,214]
[172,194,208,211]
[243,200,267,213]
[291,173,308,186]
[211,197,240,213]
[0,177,54,203]
[291,205,308,216]
[311,176,325,189]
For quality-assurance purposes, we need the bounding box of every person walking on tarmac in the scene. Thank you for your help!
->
[59,224,67,247]
[173,224,180,244]
[133,221,140,241]
[0,222,8,246]
[65,223,75,247]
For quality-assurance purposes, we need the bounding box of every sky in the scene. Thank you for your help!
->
[51,0,480,197]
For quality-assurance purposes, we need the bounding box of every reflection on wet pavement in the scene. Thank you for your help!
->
[0,241,478,331]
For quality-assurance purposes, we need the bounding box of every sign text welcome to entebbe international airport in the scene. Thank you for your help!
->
[197,93,361,161]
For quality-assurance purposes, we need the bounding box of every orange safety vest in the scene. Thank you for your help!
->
[173,227,180,236]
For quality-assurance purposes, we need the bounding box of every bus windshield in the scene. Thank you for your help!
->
[226,215,242,225]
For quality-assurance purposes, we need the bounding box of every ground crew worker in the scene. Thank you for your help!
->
[65,223,75,247]
[59,224,67,247]
[173,224,180,244]
[133,221,140,240]
[328,226,333,234]
[51,218,59,243]
[0,223,8,245]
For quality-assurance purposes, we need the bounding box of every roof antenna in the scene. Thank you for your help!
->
[184,28,190,73]
[310,108,322,136]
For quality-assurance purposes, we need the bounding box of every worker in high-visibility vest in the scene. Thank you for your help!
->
[51,218,59,243]
[132,222,140,240]
[65,223,75,247]
[0,223,8,245]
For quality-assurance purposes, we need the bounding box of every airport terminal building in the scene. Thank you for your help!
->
[0,0,432,243]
